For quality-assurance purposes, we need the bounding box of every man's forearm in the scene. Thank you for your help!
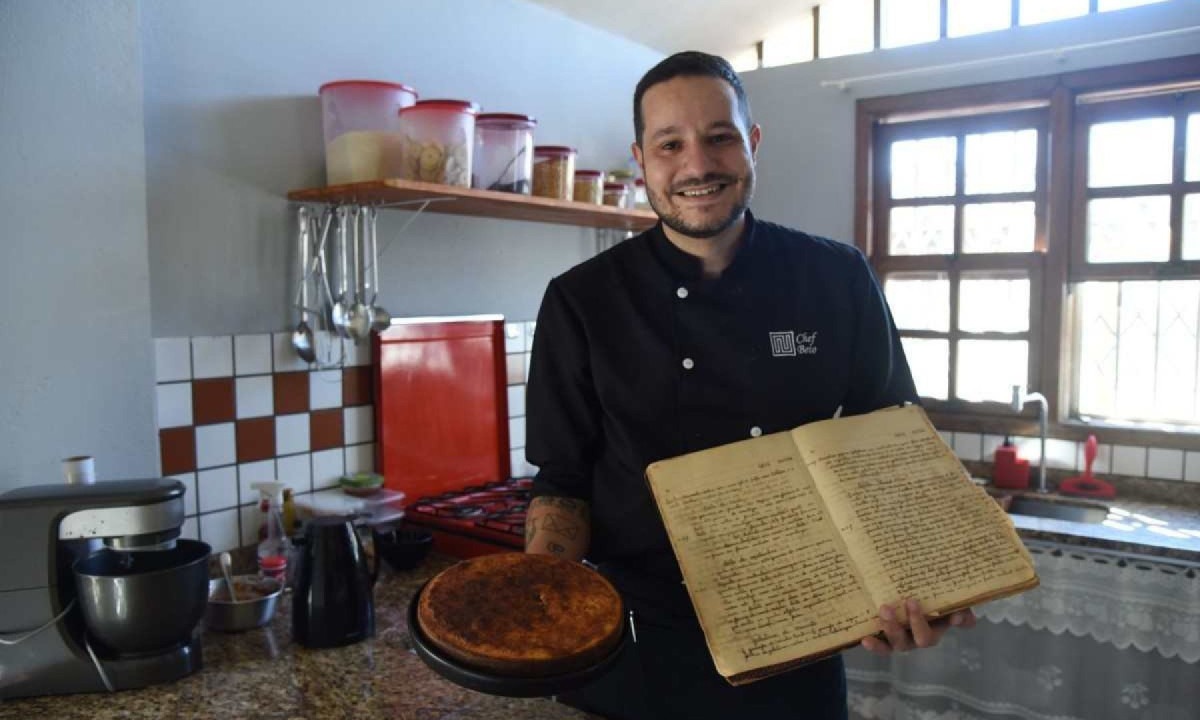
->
[525,496,590,561]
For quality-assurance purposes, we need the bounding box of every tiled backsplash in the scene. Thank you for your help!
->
[155,323,539,554]
[939,429,1200,486]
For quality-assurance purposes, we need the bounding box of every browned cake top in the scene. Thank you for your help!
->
[417,553,623,676]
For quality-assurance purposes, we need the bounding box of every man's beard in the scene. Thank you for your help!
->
[647,172,754,239]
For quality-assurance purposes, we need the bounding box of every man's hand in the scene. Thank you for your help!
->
[860,598,976,657]
[525,496,590,561]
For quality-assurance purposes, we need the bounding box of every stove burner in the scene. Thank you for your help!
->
[409,478,533,538]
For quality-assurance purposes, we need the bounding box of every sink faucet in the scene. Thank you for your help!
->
[1011,385,1048,494]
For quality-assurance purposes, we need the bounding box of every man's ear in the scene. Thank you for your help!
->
[631,141,644,173]
[749,124,762,164]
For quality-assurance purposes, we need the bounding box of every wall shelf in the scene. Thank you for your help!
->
[287,179,657,232]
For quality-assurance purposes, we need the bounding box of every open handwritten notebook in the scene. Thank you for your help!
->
[645,405,1039,686]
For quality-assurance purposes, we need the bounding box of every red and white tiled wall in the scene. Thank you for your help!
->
[155,322,539,553]
[154,332,376,553]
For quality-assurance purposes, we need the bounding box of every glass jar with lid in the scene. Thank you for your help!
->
[473,113,537,194]
[532,146,577,200]
[602,182,629,207]
[573,170,604,204]
[606,169,638,209]
[398,99,479,187]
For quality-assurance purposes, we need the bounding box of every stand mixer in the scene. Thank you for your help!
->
[0,478,210,699]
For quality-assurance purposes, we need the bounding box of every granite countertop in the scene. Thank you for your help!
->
[0,555,600,720]
[993,490,1200,565]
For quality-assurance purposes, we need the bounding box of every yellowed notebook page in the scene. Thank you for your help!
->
[646,432,878,678]
[791,406,1035,615]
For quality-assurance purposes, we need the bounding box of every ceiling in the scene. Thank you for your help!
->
[528,0,819,60]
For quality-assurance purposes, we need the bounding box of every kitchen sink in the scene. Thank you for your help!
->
[1004,496,1109,524]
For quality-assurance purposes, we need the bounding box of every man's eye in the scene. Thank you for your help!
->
[660,141,680,152]
[710,134,734,144]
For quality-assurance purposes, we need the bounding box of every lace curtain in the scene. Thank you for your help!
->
[844,541,1200,720]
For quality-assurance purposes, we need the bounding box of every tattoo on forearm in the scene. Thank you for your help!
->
[536,496,588,518]
[542,514,580,540]
[547,542,565,554]
[524,517,538,547]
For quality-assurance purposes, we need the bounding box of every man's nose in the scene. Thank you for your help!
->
[679,139,719,174]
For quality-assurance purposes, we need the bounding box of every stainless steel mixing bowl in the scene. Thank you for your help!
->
[73,539,211,655]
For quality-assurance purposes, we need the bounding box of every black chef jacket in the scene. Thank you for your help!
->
[527,212,916,719]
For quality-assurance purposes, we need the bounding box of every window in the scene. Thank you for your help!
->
[947,0,1011,38]
[875,111,1046,406]
[1070,89,1200,427]
[1019,0,1089,26]
[817,0,875,59]
[762,16,814,68]
[857,55,1200,442]
[880,0,940,49]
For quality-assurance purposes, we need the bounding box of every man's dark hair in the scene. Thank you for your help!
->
[633,51,753,146]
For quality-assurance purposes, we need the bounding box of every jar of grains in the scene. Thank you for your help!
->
[532,146,577,200]
[602,182,629,207]
[573,170,604,204]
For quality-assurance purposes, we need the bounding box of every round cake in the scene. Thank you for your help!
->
[416,553,624,677]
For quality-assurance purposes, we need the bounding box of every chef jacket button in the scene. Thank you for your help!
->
[676,287,689,299]
[750,426,763,437]
[682,358,695,370]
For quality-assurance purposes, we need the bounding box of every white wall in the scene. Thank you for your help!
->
[743,0,1200,242]
[142,0,662,336]
[0,0,157,490]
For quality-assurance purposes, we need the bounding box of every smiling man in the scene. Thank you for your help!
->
[524,51,974,719]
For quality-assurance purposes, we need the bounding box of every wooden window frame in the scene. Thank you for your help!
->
[855,54,1200,450]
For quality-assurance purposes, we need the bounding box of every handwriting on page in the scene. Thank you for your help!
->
[657,455,874,662]
[806,431,1029,602]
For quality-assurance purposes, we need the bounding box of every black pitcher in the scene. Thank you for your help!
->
[292,516,378,648]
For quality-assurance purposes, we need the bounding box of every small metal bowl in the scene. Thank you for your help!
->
[205,575,283,632]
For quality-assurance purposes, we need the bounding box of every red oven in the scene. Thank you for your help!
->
[373,315,527,557]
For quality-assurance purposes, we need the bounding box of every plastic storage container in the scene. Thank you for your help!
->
[320,80,418,185]
[399,99,479,187]
[606,169,638,209]
[473,113,537,194]
[633,178,649,209]
[603,182,629,207]
[573,170,604,204]
[532,146,577,200]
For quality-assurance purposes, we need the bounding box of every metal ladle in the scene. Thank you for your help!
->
[330,206,352,339]
[367,207,391,332]
[290,207,316,363]
[346,206,372,341]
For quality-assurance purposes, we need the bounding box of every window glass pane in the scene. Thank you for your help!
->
[1078,281,1200,425]
[881,0,940,49]
[885,273,950,331]
[947,0,1010,37]
[1086,196,1171,263]
[889,205,955,255]
[962,202,1036,253]
[1185,194,1200,261]
[891,137,956,199]
[957,340,1028,403]
[818,0,875,58]
[960,274,1030,333]
[725,46,759,73]
[901,337,949,400]
[1075,282,1119,419]
[1098,0,1169,10]
[964,129,1037,194]
[1019,0,1088,25]
[1187,113,1200,182]
[762,16,814,68]
[1088,117,1174,188]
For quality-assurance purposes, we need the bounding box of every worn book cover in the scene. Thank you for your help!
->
[644,405,1039,686]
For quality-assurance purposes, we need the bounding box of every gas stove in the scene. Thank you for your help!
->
[405,477,532,555]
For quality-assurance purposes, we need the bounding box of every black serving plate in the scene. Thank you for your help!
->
[406,580,628,698]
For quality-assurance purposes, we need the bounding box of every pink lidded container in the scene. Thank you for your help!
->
[603,182,629,207]
[532,146,577,200]
[473,113,537,194]
[319,80,418,185]
[573,170,604,204]
[399,99,479,187]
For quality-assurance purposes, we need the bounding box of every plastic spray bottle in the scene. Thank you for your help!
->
[251,481,292,583]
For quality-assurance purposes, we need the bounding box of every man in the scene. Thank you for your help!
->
[524,51,975,719]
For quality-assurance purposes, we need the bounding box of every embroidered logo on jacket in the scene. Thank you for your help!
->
[769,331,818,357]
